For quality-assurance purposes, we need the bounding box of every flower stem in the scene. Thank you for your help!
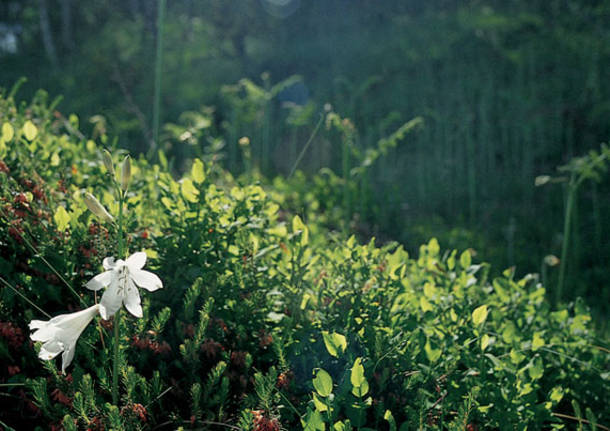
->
[112,191,125,405]
[557,175,576,305]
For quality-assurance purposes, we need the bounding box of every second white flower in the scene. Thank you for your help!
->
[86,251,163,319]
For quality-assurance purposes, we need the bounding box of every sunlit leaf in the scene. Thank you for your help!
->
[322,331,347,358]
[313,369,333,397]
[23,120,38,141]
[472,305,488,326]
[54,206,70,231]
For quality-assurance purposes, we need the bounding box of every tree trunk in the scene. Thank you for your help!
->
[38,0,58,66]
[59,0,74,50]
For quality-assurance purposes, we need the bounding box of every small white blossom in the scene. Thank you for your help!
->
[86,251,162,319]
[29,304,100,373]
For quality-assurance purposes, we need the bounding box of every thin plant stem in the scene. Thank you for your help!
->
[551,413,610,431]
[112,191,125,405]
[0,206,86,307]
[557,175,576,304]
[0,276,51,318]
[342,126,351,229]
[288,113,323,179]
[20,232,86,307]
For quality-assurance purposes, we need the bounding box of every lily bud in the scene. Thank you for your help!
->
[535,175,551,187]
[121,155,131,191]
[83,192,114,223]
[102,149,115,176]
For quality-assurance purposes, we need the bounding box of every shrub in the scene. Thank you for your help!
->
[0,91,608,430]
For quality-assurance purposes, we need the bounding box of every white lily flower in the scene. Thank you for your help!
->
[86,251,163,319]
[29,304,100,374]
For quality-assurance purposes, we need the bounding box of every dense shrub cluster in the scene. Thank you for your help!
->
[0,92,608,430]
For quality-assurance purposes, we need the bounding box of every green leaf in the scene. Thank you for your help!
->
[350,357,366,388]
[549,387,564,403]
[292,214,309,246]
[313,393,328,412]
[302,408,325,431]
[423,282,436,298]
[472,305,488,326]
[447,250,456,270]
[313,369,333,397]
[384,410,397,431]
[427,238,440,256]
[480,334,491,351]
[532,332,545,351]
[191,158,206,183]
[424,339,441,363]
[322,331,347,358]
[460,250,472,269]
[22,120,38,141]
[351,379,369,397]
[180,178,199,203]
[2,122,14,142]
[54,206,71,231]
[528,356,544,380]
[420,296,433,312]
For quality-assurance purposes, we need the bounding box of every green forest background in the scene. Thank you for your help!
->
[1,0,609,322]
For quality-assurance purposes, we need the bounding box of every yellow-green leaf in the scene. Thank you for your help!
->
[312,393,328,412]
[350,357,365,388]
[161,197,173,210]
[481,334,491,351]
[292,214,309,246]
[180,178,199,203]
[191,158,206,183]
[549,387,564,403]
[423,282,436,298]
[22,120,38,141]
[54,206,71,231]
[424,339,441,362]
[449,308,458,322]
[313,369,333,397]
[351,379,369,397]
[420,296,433,312]
[528,357,544,380]
[472,305,488,326]
[428,238,440,256]
[532,332,545,351]
[322,331,347,358]
[460,250,472,269]
[2,123,14,142]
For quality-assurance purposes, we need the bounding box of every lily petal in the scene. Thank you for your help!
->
[103,257,116,270]
[131,269,163,291]
[99,280,123,320]
[126,251,147,271]
[123,279,143,317]
[61,346,76,373]
[86,270,113,291]
[39,340,63,360]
